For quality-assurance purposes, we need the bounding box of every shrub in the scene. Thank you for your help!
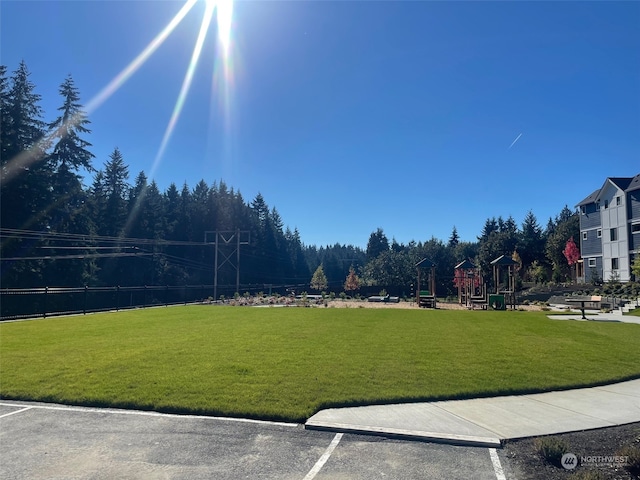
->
[618,444,640,475]
[568,471,605,480]
[534,437,569,467]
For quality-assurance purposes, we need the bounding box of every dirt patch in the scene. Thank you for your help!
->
[325,299,543,311]
[504,423,640,479]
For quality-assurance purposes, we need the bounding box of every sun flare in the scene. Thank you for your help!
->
[215,0,234,59]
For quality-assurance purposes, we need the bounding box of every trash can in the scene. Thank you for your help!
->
[489,294,505,310]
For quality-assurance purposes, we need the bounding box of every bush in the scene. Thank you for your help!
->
[618,444,640,475]
[534,437,569,467]
[568,471,605,480]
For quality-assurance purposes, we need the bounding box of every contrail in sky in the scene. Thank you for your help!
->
[508,133,523,149]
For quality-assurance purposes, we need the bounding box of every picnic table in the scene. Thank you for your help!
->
[565,298,589,319]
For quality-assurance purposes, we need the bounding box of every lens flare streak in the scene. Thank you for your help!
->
[86,0,199,116]
[2,0,198,185]
[148,0,216,179]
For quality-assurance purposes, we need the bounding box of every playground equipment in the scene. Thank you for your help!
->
[415,257,436,308]
[490,254,518,310]
[453,259,487,309]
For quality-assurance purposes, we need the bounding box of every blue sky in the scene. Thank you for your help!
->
[2,1,639,248]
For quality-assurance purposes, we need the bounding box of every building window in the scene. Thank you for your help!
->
[582,232,587,241]
[633,223,640,233]
[588,258,596,268]
[604,199,609,209]
[580,205,586,214]
[612,258,619,270]
[610,228,617,241]
[616,196,621,206]
[596,201,600,211]
[597,229,602,238]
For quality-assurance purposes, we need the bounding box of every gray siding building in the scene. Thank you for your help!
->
[577,174,640,283]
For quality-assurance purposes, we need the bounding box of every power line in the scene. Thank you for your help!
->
[0,228,210,247]
[0,252,153,261]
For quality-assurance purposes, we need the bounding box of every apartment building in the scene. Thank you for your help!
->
[576,174,640,283]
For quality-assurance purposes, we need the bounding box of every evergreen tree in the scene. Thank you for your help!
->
[251,193,269,227]
[361,249,415,291]
[545,212,579,283]
[477,229,518,280]
[46,75,94,239]
[101,148,129,236]
[190,180,210,241]
[502,215,518,234]
[164,183,181,239]
[391,238,405,252]
[478,217,498,241]
[0,62,52,287]
[448,226,460,248]
[284,227,309,283]
[0,65,10,166]
[310,264,328,292]
[366,228,389,261]
[519,210,545,275]
[47,75,94,172]
[1,61,51,231]
[555,205,575,224]
[178,182,192,241]
[127,173,164,240]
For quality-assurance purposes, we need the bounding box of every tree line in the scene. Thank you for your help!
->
[1,61,580,295]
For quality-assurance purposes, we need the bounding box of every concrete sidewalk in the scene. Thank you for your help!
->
[305,379,640,448]
[548,312,640,324]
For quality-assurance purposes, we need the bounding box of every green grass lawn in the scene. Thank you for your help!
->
[1,306,640,422]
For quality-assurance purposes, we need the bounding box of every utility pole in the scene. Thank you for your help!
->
[204,230,250,301]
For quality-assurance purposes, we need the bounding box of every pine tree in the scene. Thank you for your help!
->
[448,226,460,247]
[101,148,129,237]
[366,228,389,261]
[0,65,10,166]
[478,217,498,241]
[46,75,94,240]
[519,210,545,275]
[1,61,51,231]
[310,265,328,292]
[47,75,94,173]
[164,183,181,239]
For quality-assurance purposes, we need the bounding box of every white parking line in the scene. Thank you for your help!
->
[0,406,32,419]
[303,432,343,480]
[0,402,297,427]
[489,448,506,480]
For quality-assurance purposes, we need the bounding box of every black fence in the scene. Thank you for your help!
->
[0,282,420,321]
[0,285,218,321]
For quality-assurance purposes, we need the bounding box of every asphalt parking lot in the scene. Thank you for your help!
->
[0,400,512,479]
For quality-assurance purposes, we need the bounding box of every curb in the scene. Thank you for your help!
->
[305,420,502,448]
